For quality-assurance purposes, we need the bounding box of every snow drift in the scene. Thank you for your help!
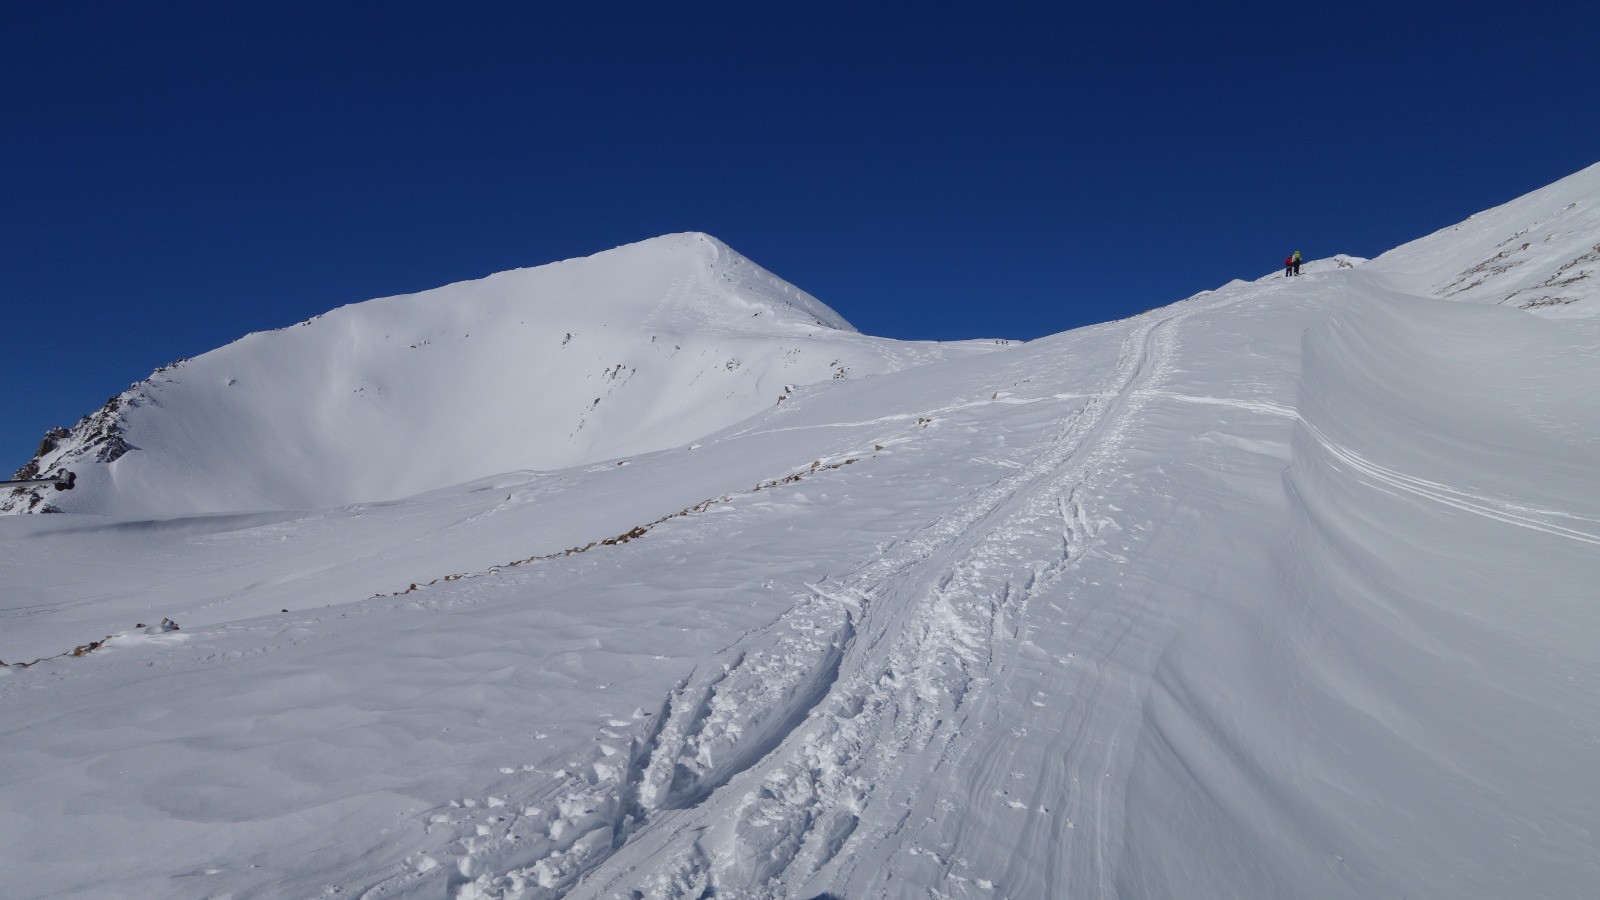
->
[1122,290,1600,898]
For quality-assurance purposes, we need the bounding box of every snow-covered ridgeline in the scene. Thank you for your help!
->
[1365,160,1600,315]
[5,232,1011,517]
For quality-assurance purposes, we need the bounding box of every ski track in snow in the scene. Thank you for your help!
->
[1147,386,1600,546]
[1139,390,1298,419]
[1152,390,1600,543]
[387,287,1238,899]
[1299,419,1600,546]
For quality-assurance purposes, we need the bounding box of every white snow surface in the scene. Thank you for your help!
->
[2,165,1599,899]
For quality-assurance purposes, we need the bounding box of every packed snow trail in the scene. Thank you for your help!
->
[434,290,1231,898]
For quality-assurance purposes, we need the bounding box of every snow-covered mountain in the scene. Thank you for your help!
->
[5,232,1009,516]
[2,164,1597,900]
[1366,161,1600,314]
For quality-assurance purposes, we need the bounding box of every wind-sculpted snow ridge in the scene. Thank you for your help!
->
[1119,292,1600,899]
[5,233,1013,517]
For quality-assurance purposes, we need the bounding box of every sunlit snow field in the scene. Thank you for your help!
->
[3,165,1599,899]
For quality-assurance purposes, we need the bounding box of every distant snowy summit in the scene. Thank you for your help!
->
[4,233,1013,517]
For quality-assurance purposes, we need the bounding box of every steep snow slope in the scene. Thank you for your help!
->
[1364,160,1600,316]
[2,164,1598,900]
[6,233,1008,516]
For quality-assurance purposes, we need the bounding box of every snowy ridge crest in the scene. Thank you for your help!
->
[1367,160,1600,316]
[5,234,1008,517]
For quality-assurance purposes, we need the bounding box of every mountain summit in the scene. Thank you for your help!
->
[6,233,1007,516]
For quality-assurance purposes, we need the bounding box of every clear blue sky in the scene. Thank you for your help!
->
[3,1,1597,467]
